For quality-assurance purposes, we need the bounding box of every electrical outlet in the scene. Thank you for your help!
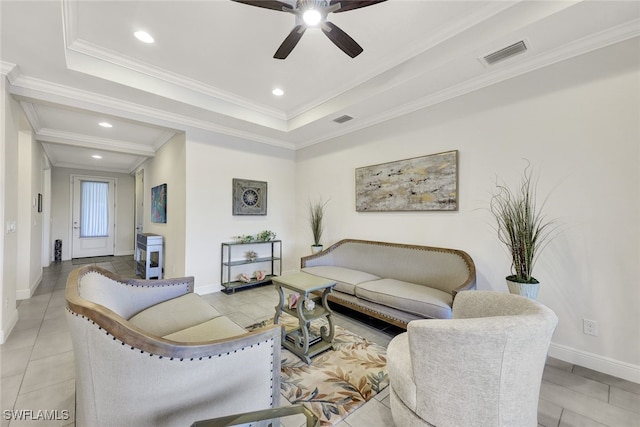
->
[583,319,599,336]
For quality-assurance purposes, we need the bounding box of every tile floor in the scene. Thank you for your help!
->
[1,257,639,426]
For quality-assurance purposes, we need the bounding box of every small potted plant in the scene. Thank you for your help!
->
[256,230,276,242]
[308,197,330,254]
[490,163,557,299]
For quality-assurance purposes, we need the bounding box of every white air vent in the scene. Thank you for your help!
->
[482,40,528,66]
[333,115,354,124]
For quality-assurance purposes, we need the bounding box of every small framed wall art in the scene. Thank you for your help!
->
[151,183,167,223]
[233,178,267,215]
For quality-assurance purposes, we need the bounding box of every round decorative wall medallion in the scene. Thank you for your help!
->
[242,188,259,207]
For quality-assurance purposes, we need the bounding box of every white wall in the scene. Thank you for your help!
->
[16,129,45,299]
[295,39,640,381]
[0,77,19,342]
[50,167,135,260]
[184,129,296,293]
[137,133,187,279]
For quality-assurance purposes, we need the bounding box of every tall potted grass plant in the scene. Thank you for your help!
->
[308,198,330,254]
[490,163,557,299]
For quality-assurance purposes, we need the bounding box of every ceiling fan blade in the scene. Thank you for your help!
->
[330,0,387,13]
[322,21,363,58]
[274,25,306,59]
[231,0,293,12]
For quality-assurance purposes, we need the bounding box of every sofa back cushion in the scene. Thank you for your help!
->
[304,240,473,294]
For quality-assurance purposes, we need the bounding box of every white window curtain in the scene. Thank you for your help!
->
[80,181,109,237]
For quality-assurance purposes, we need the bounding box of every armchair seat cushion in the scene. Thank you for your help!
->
[163,316,248,342]
[356,279,453,319]
[302,266,381,295]
[129,293,221,336]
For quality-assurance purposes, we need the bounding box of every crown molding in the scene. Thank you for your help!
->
[51,159,135,175]
[153,130,178,152]
[1,61,19,82]
[36,128,157,157]
[19,102,43,132]
[62,0,286,124]
[296,19,640,149]
[8,75,296,150]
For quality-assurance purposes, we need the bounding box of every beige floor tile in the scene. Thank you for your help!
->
[559,409,608,427]
[11,379,75,427]
[540,382,639,427]
[30,331,72,361]
[0,329,39,354]
[543,366,610,402]
[538,398,562,427]
[610,386,640,414]
[19,351,75,395]
[572,365,640,395]
[1,374,23,412]
[1,347,32,379]
[37,315,68,337]
[342,397,395,427]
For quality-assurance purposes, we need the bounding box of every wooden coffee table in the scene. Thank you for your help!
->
[273,272,336,364]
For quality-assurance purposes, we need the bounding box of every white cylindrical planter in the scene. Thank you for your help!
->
[506,278,540,300]
[311,245,323,254]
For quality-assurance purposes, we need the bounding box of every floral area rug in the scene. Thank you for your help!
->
[249,314,389,426]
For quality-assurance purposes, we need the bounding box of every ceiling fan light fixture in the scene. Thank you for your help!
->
[134,30,154,44]
[302,9,322,26]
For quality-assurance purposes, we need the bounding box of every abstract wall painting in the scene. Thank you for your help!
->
[151,183,167,223]
[355,150,458,212]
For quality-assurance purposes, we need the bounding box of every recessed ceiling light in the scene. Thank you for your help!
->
[134,30,154,44]
[98,122,112,128]
[272,88,284,96]
[92,155,102,159]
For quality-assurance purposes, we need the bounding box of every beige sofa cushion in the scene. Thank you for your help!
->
[356,279,453,319]
[302,266,381,295]
[163,316,247,342]
[129,293,221,336]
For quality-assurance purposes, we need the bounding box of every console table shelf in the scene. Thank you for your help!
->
[221,240,282,294]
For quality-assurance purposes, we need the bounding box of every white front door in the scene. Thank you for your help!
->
[71,176,115,258]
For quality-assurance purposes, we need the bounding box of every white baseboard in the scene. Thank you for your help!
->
[196,283,222,295]
[115,249,134,257]
[16,271,43,300]
[549,342,640,384]
[0,309,19,344]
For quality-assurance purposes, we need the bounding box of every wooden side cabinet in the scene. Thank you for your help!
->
[136,233,163,279]
[221,240,281,294]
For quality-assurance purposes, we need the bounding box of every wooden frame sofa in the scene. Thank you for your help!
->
[301,239,476,328]
[66,265,281,427]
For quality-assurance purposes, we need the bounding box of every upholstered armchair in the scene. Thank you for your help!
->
[387,290,558,427]
[66,266,281,427]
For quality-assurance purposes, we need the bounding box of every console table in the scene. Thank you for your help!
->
[273,273,336,364]
[220,240,281,294]
[135,233,163,279]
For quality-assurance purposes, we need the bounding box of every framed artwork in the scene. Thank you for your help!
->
[233,179,267,215]
[355,150,458,212]
[151,183,167,223]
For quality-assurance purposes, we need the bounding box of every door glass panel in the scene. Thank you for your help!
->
[80,181,109,237]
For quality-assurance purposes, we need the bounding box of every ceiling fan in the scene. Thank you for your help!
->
[231,0,387,59]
